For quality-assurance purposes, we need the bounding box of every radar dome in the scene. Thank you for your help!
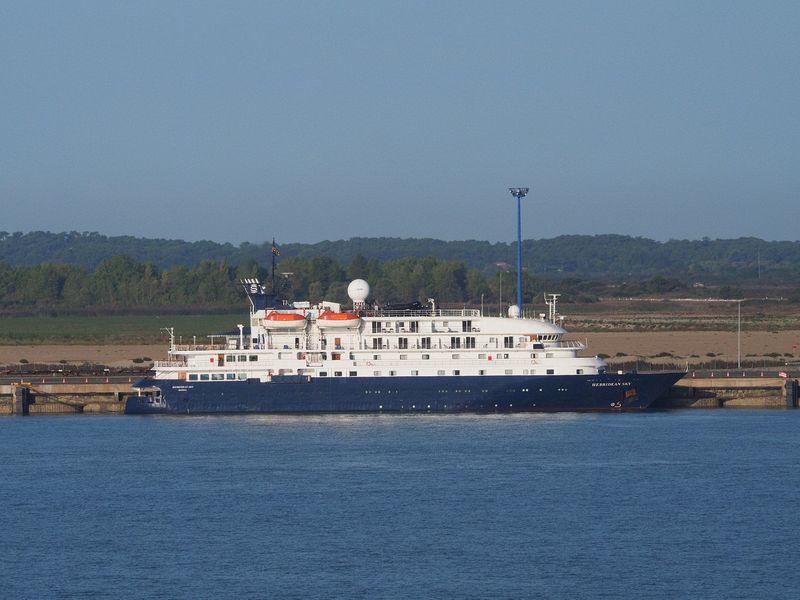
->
[508,304,521,318]
[347,279,370,303]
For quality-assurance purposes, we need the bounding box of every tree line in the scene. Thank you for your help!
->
[2,231,800,284]
[2,252,778,315]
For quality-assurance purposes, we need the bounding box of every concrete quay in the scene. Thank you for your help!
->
[1,376,797,415]
[658,375,798,409]
[0,381,133,415]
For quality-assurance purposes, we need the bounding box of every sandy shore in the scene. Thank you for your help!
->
[1,329,798,368]
[0,344,167,368]
[571,330,800,361]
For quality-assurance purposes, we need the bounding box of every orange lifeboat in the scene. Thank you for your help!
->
[317,310,361,329]
[263,311,307,330]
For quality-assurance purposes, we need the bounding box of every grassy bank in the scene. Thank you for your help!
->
[0,314,241,344]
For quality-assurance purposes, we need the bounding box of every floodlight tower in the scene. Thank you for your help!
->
[508,187,529,318]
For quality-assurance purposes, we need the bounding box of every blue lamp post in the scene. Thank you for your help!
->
[508,187,529,318]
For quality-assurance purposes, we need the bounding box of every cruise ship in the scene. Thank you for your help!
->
[124,278,683,414]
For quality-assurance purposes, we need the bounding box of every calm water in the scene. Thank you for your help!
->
[2,411,799,599]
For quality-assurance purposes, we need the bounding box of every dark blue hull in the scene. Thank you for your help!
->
[124,372,683,414]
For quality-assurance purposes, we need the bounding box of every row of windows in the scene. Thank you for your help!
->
[370,321,478,333]
[212,350,567,365]
[186,367,582,380]
[188,373,248,381]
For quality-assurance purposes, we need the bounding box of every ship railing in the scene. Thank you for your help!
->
[154,360,187,368]
[172,344,227,352]
[360,308,481,318]
[541,340,586,349]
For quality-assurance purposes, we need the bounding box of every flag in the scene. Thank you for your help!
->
[271,242,281,256]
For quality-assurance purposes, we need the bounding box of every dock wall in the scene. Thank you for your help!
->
[0,382,132,415]
[2,378,798,414]
[658,376,798,409]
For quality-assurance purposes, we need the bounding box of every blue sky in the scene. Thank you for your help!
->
[2,1,798,244]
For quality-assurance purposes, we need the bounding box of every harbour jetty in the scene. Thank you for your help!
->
[1,378,133,415]
[658,372,798,409]
[1,372,798,415]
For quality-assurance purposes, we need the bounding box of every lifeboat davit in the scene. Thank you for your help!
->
[317,310,361,329]
[263,311,307,330]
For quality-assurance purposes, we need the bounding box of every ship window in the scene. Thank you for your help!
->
[437,370,445,376]
[212,374,224,380]
[505,369,513,375]
[398,337,408,349]
[411,370,419,376]
[450,337,461,349]
[479,370,486,376]
[226,355,235,362]
[400,355,407,360]
[452,354,460,359]
[546,353,554,358]
[200,374,210,381]
[373,371,381,376]
[373,354,380,360]
[546,369,555,375]
[479,354,486,359]
[531,353,537,358]
[462,320,472,332]
[422,354,430,360]
[249,355,258,361]
[349,371,357,376]
[331,353,341,360]
[319,371,327,377]
[410,321,419,333]
[465,337,475,348]
[188,374,198,381]
[226,373,236,380]
[577,369,584,374]
[238,355,247,362]
[238,373,247,380]
[504,354,509,359]
[523,369,529,375]
[421,337,431,349]
[373,338,382,350]
[504,336,514,348]
[390,370,397,376]
[453,370,460,376]
[334,371,343,377]
[372,321,380,333]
